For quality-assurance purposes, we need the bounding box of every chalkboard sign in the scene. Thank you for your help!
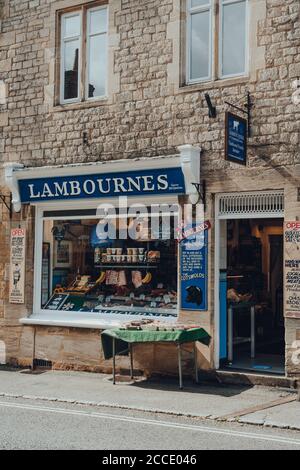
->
[180,226,208,311]
[225,112,247,165]
[44,293,69,311]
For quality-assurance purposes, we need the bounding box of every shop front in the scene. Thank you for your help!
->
[4,146,212,375]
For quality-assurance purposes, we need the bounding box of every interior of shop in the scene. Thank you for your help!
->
[222,218,285,375]
[41,213,178,318]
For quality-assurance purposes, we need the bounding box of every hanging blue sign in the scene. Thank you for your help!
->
[180,224,209,311]
[225,112,247,165]
[18,167,186,203]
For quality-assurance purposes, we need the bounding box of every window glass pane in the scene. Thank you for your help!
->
[63,39,79,100]
[89,8,107,35]
[64,14,80,38]
[222,1,246,76]
[190,11,210,80]
[88,34,107,98]
[191,0,210,8]
[42,214,178,318]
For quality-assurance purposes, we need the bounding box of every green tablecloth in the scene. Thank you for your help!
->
[101,328,211,360]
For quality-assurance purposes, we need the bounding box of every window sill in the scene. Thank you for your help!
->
[20,311,175,330]
[178,76,250,94]
[52,97,109,113]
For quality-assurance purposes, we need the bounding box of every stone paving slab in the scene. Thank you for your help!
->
[238,401,300,430]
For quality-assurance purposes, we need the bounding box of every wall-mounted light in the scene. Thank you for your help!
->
[204,93,217,118]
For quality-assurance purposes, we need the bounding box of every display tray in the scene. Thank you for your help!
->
[43,293,178,316]
[94,264,158,269]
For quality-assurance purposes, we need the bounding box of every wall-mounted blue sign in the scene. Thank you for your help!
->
[18,167,186,203]
[225,112,247,165]
[180,225,208,311]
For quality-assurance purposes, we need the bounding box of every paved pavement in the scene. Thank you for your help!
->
[0,368,299,431]
[0,396,300,450]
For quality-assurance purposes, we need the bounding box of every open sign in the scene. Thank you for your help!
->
[286,222,300,230]
[11,228,25,237]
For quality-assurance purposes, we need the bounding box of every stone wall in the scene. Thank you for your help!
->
[0,0,298,169]
[0,0,299,378]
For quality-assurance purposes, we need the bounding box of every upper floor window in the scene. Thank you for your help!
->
[187,0,248,84]
[60,4,108,104]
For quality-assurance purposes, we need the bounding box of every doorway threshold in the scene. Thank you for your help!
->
[223,354,285,376]
[216,369,296,389]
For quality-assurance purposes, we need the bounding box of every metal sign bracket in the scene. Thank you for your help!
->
[0,193,12,218]
[225,92,253,137]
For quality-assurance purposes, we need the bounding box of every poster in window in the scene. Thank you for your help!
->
[180,223,209,311]
[54,240,73,268]
[284,221,300,318]
[41,242,50,307]
[9,228,26,304]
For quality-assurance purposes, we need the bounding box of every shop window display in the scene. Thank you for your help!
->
[41,213,178,318]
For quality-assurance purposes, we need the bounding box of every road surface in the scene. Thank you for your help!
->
[0,397,299,450]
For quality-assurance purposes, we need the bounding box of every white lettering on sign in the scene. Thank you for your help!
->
[127,177,142,192]
[157,174,168,190]
[29,184,40,199]
[54,181,69,197]
[112,178,127,193]
[24,173,173,200]
[142,175,155,191]
[97,178,111,194]
[83,179,96,195]
[69,181,81,196]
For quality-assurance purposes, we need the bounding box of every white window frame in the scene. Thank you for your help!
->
[186,0,249,84]
[219,0,249,80]
[60,5,108,105]
[186,0,213,85]
[60,11,82,105]
[31,197,180,328]
[86,5,108,101]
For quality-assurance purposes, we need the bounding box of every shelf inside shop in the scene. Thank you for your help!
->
[94,264,159,269]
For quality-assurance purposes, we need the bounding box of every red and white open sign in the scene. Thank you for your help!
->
[11,228,25,237]
[285,222,300,231]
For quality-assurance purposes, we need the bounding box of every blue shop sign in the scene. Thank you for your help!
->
[225,112,247,165]
[18,167,186,203]
[180,225,208,311]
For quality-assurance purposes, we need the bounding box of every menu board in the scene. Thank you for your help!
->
[44,293,69,311]
[180,225,208,311]
[9,228,26,304]
[284,221,300,318]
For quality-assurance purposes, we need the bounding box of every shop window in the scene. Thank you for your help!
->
[59,4,108,104]
[40,210,179,319]
[186,0,248,84]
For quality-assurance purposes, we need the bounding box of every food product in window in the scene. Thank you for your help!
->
[94,248,101,264]
[142,272,152,284]
[117,270,127,286]
[132,270,143,288]
[96,272,106,284]
[106,270,119,285]
[147,251,160,261]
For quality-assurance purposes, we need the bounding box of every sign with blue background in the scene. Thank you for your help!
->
[18,167,186,203]
[225,112,247,165]
[180,226,208,311]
